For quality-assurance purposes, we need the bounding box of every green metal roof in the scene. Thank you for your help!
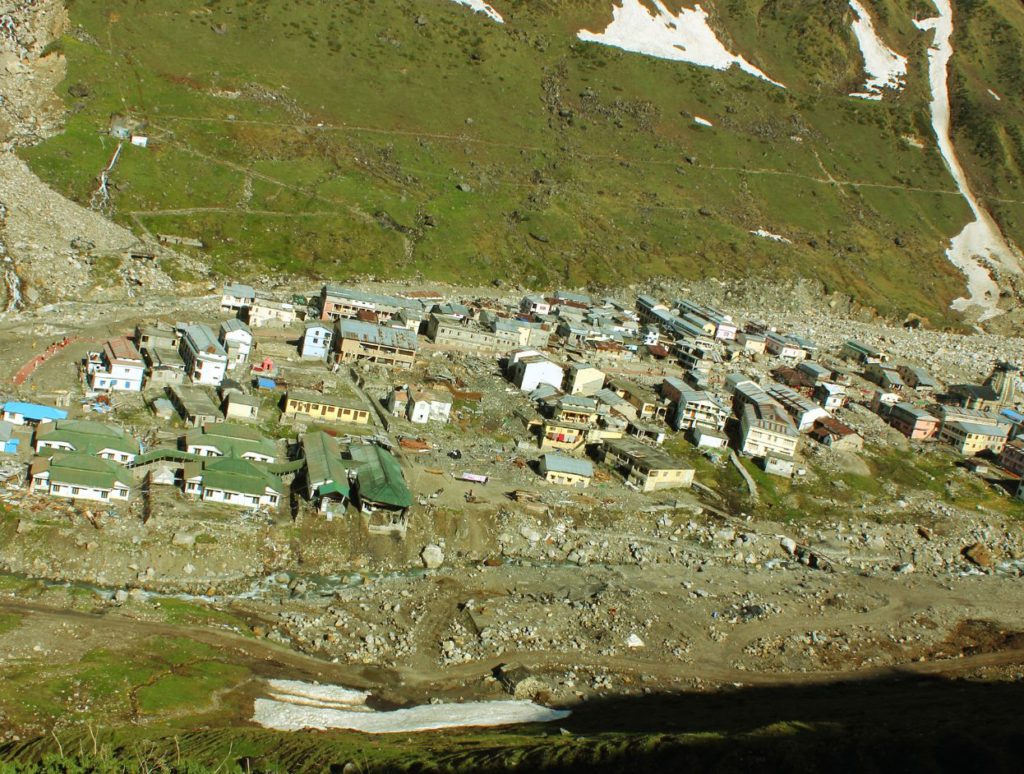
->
[197,457,283,496]
[349,444,412,508]
[185,423,278,459]
[40,452,130,490]
[36,420,140,456]
[302,432,352,499]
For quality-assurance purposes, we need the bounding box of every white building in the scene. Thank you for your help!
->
[300,321,333,360]
[179,323,228,387]
[87,337,145,392]
[509,355,564,393]
[219,318,253,366]
[248,295,297,328]
[30,452,131,503]
[220,283,255,313]
[183,457,283,509]
[406,387,452,424]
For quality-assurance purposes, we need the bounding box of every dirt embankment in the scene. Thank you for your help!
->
[0,0,200,309]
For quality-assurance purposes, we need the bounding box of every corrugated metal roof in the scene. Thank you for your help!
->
[541,453,593,477]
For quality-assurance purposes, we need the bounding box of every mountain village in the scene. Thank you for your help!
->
[2,281,1022,547]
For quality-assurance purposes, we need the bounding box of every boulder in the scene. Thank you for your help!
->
[962,543,994,568]
[421,544,445,569]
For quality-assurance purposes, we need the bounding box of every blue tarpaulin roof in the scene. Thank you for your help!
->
[2,402,68,422]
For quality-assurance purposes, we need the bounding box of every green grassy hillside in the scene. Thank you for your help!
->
[21,0,1024,321]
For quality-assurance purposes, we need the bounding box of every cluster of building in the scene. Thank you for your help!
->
[15,412,413,533]
[6,282,1024,519]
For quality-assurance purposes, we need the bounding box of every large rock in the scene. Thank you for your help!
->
[962,543,994,568]
[421,544,445,569]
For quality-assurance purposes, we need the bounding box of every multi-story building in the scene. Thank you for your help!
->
[998,438,1024,476]
[87,337,145,392]
[563,363,605,396]
[248,295,297,328]
[220,283,255,313]
[886,402,940,440]
[671,388,729,432]
[335,319,418,368]
[320,285,425,330]
[178,324,228,386]
[765,382,830,432]
[739,400,799,458]
[219,318,253,366]
[300,321,333,360]
[600,437,694,492]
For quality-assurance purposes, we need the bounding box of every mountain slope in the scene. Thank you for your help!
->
[19,0,1024,323]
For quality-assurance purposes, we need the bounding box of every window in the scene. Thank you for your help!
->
[71,487,81,495]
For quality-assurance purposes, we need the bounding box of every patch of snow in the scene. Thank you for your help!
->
[847,0,907,100]
[750,229,792,244]
[693,116,713,127]
[915,0,1021,320]
[987,88,1001,102]
[265,679,369,706]
[450,0,504,24]
[253,697,569,733]
[577,1,784,88]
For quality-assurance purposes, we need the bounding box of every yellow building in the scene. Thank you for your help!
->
[283,389,370,425]
[602,437,694,492]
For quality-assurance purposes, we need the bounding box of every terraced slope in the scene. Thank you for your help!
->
[20,0,1024,322]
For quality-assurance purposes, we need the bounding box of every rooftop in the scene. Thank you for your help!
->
[541,453,593,477]
[336,319,418,351]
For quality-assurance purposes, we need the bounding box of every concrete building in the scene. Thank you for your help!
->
[87,337,145,392]
[406,386,452,424]
[248,295,297,328]
[601,437,694,492]
[183,457,282,509]
[167,385,224,428]
[220,283,255,313]
[886,402,940,440]
[300,320,333,360]
[219,318,253,366]
[335,319,418,368]
[539,453,593,488]
[34,420,140,464]
[179,324,228,387]
[564,363,605,396]
[765,382,830,432]
[30,452,131,503]
[942,421,1009,456]
[739,400,799,459]
[283,388,371,425]
[320,285,425,330]
[998,439,1024,476]
[672,388,728,432]
[223,392,260,422]
[509,355,564,393]
[184,423,278,463]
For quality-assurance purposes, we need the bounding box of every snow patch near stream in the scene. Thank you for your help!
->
[253,679,570,733]
[847,0,907,100]
[915,0,1021,320]
[450,0,504,24]
[578,1,784,87]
